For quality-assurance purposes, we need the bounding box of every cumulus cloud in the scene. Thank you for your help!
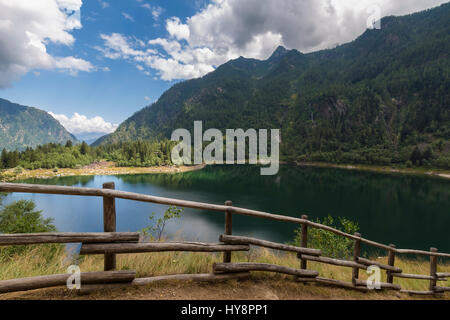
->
[49,112,119,135]
[166,17,190,41]
[0,0,94,88]
[96,0,447,81]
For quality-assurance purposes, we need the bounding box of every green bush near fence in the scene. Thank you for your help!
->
[292,215,360,259]
[0,195,61,258]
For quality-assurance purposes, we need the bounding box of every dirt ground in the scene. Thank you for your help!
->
[1,278,446,300]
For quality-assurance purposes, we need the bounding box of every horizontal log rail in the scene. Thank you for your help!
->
[356,257,402,273]
[298,254,368,270]
[133,272,251,284]
[78,273,251,293]
[434,286,450,292]
[80,242,250,255]
[395,249,450,258]
[296,276,369,292]
[400,289,442,295]
[355,279,401,291]
[436,272,450,278]
[392,273,446,281]
[213,263,319,278]
[219,234,321,256]
[0,270,136,294]
[0,232,140,246]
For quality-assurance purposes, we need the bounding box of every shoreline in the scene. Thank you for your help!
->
[0,163,206,182]
[291,161,450,180]
[1,161,449,182]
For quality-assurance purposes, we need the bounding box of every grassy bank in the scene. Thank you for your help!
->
[294,161,450,180]
[0,244,448,300]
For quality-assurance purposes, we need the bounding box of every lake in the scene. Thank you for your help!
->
[4,165,450,253]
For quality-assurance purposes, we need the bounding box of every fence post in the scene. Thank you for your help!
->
[300,215,309,270]
[223,201,233,263]
[430,247,438,294]
[103,182,116,271]
[352,233,362,286]
[386,244,396,284]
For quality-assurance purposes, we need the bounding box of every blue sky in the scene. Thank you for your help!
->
[0,0,446,140]
[1,0,204,127]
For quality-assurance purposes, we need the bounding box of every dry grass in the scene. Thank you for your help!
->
[0,245,448,300]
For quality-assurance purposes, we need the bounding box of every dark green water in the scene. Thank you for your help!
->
[7,165,450,252]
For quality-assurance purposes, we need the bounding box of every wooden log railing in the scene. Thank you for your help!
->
[0,271,136,294]
[0,232,140,246]
[354,279,401,291]
[102,182,117,271]
[223,201,233,263]
[79,242,250,255]
[298,254,368,270]
[356,257,402,273]
[386,244,396,284]
[213,263,319,278]
[0,182,448,296]
[219,234,321,256]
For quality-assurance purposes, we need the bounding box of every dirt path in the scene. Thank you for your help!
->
[2,278,445,300]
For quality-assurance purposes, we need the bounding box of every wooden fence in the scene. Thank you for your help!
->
[0,182,448,296]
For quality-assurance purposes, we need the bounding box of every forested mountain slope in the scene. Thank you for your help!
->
[95,3,449,167]
[0,98,77,151]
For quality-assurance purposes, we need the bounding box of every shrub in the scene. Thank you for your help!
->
[142,206,183,241]
[14,166,23,174]
[292,215,360,259]
[0,200,59,257]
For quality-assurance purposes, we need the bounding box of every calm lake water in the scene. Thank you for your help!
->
[5,165,450,253]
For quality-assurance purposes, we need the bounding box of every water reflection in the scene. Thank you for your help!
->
[7,165,449,252]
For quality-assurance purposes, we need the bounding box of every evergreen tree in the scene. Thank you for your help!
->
[0,149,7,169]
[410,147,423,165]
[80,141,89,155]
[65,140,73,148]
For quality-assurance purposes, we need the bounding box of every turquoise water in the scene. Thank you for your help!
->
[5,165,450,253]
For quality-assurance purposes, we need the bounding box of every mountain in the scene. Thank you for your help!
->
[0,98,78,151]
[94,3,449,165]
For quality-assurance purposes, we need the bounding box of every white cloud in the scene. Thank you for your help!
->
[166,17,190,41]
[54,56,95,76]
[98,0,109,9]
[97,0,447,81]
[0,0,94,88]
[97,33,150,59]
[122,12,135,22]
[49,112,119,135]
[141,3,163,20]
